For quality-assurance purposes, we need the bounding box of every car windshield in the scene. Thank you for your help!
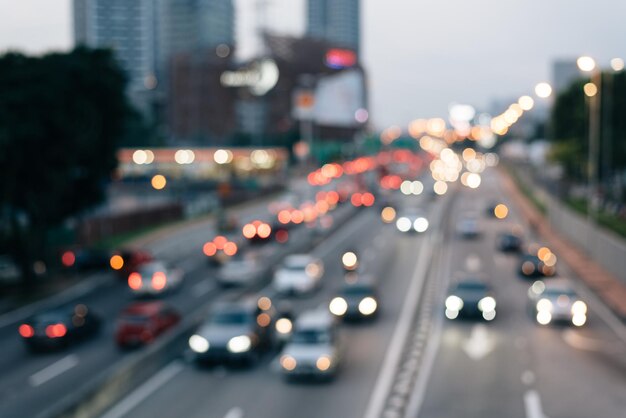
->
[211,311,250,325]
[120,315,149,324]
[455,282,487,292]
[544,288,577,298]
[342,286,372,296]
[291,329,332,344]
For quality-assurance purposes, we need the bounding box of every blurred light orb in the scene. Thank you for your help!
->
[381,206,396,223]
[342,252,358,270]
[610,58,624,72]
[151,174,167,190]
[216,43,231,58]
[433,181,448,195]
[214,149,233,164]
[466,173,481,189]
[518,96,535,111]
[462,148,476,162]
[133,150,148,165]
[577,56,596,72]
[494,204,509,219]
[355,108,369,123]
[535,82,553,98]
[110,255,124,270]
[584,82,598,97]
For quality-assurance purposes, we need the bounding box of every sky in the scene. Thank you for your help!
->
[1,0,625,129]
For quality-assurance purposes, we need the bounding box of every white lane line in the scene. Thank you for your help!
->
[223,407,244,418]
[29,354,79,387]
[524,390,549,418]
[192,280,214,298]
[464,253,482,272]
[521,370,536,386]
[100,361,183,418]
[362,230,439,418]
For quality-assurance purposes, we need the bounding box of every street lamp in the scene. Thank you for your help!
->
[534,82,553,99]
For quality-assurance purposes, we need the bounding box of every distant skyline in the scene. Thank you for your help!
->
[1,0,625,129]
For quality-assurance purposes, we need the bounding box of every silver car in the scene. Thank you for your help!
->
[217,255,260,287]
[273,255,324,295]
[279,310,341,381]
[527,279,588,326]
[127,261,184,296]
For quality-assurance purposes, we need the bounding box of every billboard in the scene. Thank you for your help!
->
[313,69,366,128]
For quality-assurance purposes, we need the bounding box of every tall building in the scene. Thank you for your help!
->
[73,0,235,120]
[73,0,159,115]
[307,0,360,55]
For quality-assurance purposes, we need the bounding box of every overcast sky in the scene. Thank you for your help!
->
[1,0,625,129]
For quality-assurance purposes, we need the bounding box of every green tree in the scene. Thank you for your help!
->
[0,47,134,284]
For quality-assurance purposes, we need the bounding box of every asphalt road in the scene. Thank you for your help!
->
[96,178,443,418]
[0,176,357,418]
[412,169,626,418]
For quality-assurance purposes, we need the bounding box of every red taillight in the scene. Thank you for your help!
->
[152,272,167,290]
[19,324,34,338]
[223,242,238,256]
[128,272,142,290]
[203,242,217,257]
[61,251,75,267]
[45,323,67,338]
[257,223,271,239]
[242,224,256,239]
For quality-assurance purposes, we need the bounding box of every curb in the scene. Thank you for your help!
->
[499,167,626,321]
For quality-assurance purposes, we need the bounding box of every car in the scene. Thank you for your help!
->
[18,304,101,351]
[127,261,184,296]
[445,279,496,321]
[456,215,481,238]
[273,255,324,295]
[279,310,342,381]
[527,279,587,326]
[216,254,260,287]
[188,298,276,365]
[518,253,556,278]
[0,255,20,284]
[497,232,523,252]
[395,209,429,233]
[60,247,110,271]
[115,301,180,348]
[329,281,379,320]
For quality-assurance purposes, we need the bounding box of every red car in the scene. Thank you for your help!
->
[115,302,180,348]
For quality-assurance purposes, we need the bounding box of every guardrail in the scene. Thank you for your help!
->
[39,202,360,418]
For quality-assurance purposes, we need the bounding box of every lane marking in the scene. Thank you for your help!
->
[192,280,214,298]
[521,370,535,386]
[464,254,482,272]
[223,407,244,418]
[29,354,79,387]
[362,229,440,418]
[100,361,183,418]
[524,390,549,418]
[462,324,495,361]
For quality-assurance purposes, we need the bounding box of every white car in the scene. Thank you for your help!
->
[273,255,324,295]
[279,310,341,381]
[217,255,260,287]
[527,279,587,326]
[127,261,184,296]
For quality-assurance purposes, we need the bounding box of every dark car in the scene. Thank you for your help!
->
[188,297,276,365]
[445,279,496,321]
[518,253,556,278]
[497,232,523,252]
[60,248,110,271]
[115,301,180,348]
[329,282,379,320]
[19,304,101,351]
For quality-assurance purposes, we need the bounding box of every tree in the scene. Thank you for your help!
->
[0,47,134,285]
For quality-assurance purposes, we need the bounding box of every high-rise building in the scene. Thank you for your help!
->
[73,0,235,119]
[73,0,159,115]
[307,0,360,55]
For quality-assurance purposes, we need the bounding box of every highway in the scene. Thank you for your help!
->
[1,165,626,418]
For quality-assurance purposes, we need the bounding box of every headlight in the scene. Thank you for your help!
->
[396,217,412,232]
[536,310,552,325]
[571,300,587,315]
[189,334,209,353]
[445,295,463,311]
[316,355,332,371]
[275,318,293,334]
[536,298,552,312]
[227,335,251,353]
[280,355,297,371]
[358,297,378,315]
[342,252,358,270]
[478,296,496,313]
[329,297,348,316]
[413,217,429,232]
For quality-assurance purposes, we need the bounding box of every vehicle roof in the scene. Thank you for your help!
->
[284,254,315,266]
[542,279,576,293]
[295,310,334,330]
